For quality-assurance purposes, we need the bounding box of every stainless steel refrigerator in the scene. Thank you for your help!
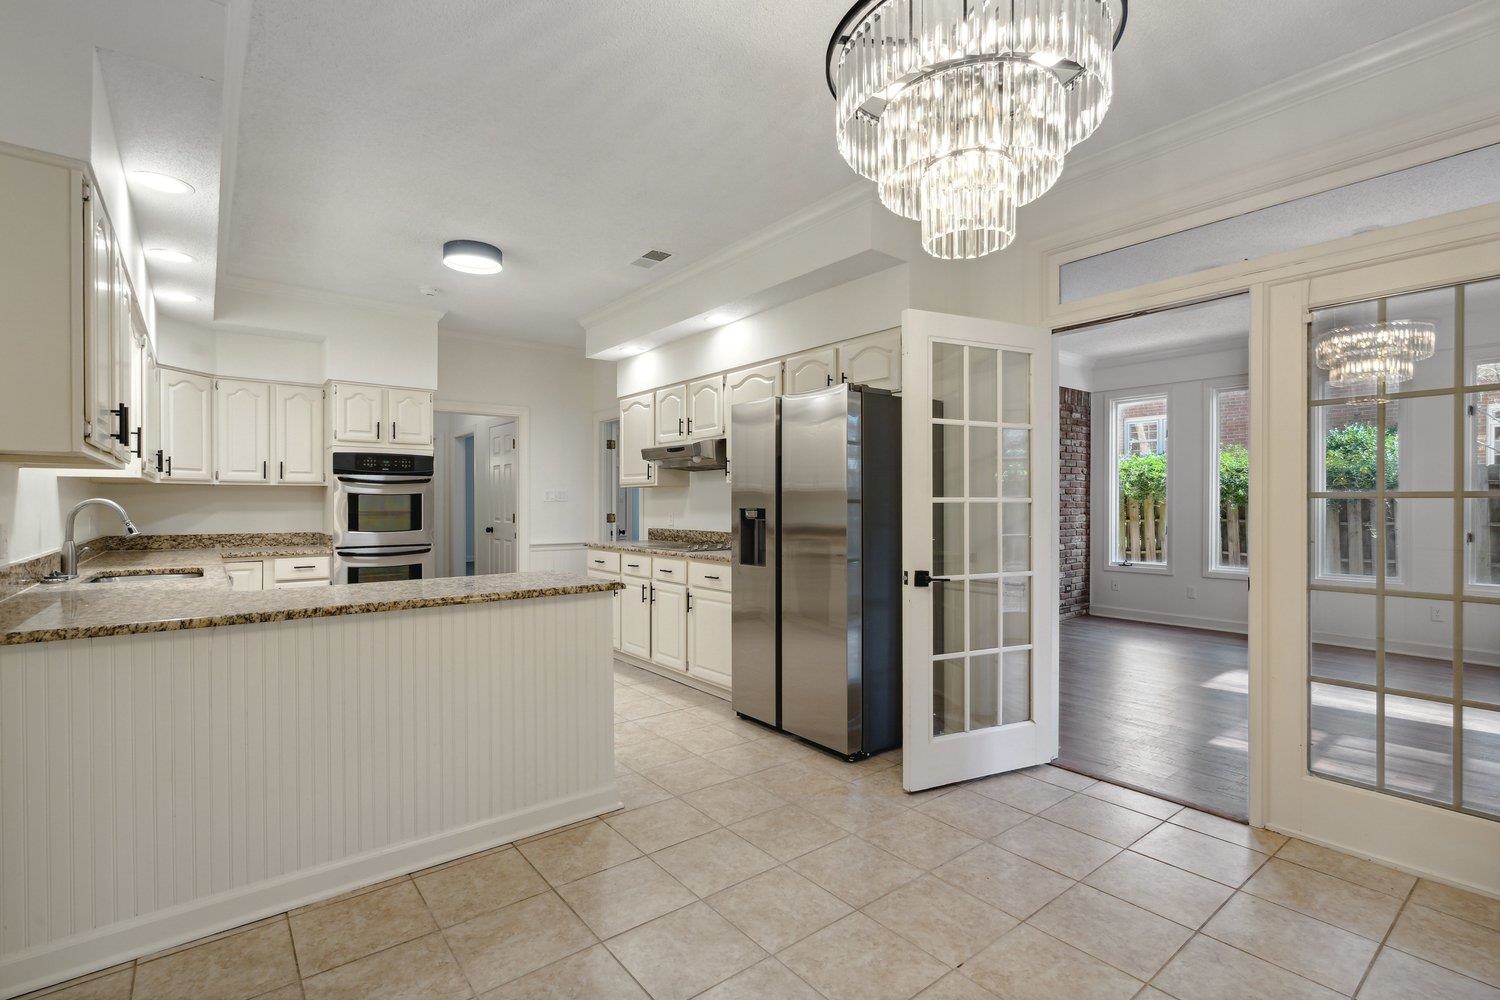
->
[731,383,901,759]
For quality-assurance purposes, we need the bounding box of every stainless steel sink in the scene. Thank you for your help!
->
[86,570,205,584]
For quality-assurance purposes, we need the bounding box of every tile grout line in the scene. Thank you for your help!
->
[1349,878,1418,998]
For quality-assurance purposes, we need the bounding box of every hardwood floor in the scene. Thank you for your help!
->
[1057,615,1251,820]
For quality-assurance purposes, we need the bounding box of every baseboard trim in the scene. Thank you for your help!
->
[614,650,730,701]
[1,786,621,1000]
[1086,604,1249,635]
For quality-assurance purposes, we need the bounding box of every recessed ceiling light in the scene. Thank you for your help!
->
[156,290,198,303]
[443,239,503,275]
[617,344,646,357]
[705,311,733,325]
[131,171,195,195]
[146,248,194,264]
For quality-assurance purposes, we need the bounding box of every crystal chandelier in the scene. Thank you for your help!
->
[827,0,1127,260]
[1314,320,1437,390]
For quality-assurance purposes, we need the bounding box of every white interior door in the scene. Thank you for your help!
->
[902,308,1057,791]
[487,421,518,573]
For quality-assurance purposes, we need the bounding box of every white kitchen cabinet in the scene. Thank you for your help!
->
[0,152,128,468]
[688,587,732,689]
[619,392,655,486]
[387,387,433,447]
[160,368,214,482]
[140,346,163,481]
[650,579,688,673]
[329,382,384,444]
[784,347,838,394]
[725,361,782,409]
[838,329,901,391]
[686,376,725,439]
[215,378,272,483]
[224,561,264,592]
[274,384,324,483]
[654,384,687,443]
[620,576,652,659]
[589,567,623,649]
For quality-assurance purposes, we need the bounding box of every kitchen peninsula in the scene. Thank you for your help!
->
[0,536,622,994]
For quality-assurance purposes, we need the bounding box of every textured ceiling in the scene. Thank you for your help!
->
[98,48,222,325]
[1057,294,1249,363]
[223,0,1480,347]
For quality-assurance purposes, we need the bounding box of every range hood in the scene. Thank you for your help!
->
[641,437,727,471]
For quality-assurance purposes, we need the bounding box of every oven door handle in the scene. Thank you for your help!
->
[335,475,434,485]
[336,545,434,558]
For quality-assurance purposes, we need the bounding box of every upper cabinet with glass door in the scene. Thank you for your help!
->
[0,148,134,468]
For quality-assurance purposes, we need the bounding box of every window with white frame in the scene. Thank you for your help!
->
[1210,386,1249,573]
[1312,402,1400,583]
[1111,395,1169,566]
[1466,365,1500,592]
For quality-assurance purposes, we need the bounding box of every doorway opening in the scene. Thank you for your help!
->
[1053,294,1252,819]
[433,410,523,578]
[599,416,640,543]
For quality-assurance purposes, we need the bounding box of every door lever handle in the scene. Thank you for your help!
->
[913,570,952,588]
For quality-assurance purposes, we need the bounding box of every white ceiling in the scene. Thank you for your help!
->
[98,48,222,324]
[1057,294,1249,363]
[211,0,1479,347]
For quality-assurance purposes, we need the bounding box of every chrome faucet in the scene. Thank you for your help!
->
[43,498,139,582]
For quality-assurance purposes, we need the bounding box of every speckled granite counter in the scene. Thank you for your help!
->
[0,559,620,644]
[589,528,733,565]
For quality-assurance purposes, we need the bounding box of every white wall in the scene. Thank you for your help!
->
[1087,348,1251,633]
[156,317,324,382]
[437,333,616,552]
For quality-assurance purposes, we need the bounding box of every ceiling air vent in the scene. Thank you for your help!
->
[631,249,673,269]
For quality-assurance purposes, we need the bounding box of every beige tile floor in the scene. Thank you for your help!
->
[24,660,1500,1000]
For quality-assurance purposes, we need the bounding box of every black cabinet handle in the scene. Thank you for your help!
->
[687,418,693,434]
[593,558,605,565]
[155,449,164,473]
[686,592,693,613]
[640,583,647,603]
[659,568,673,575]
[292,564,317,571]
[678,417,684,435]
[704,574,720,581]
[376,421,381,440]
[826,373,833,386]
[649,584,655,604]
[166,455,173,477]
[131,426,142,458]
[279,461,284,479]
[110,403,130,446]
[392,421,397,439]
[262,460,268,480]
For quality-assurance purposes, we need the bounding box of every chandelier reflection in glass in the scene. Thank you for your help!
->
[828,0,1126,260]
[1314,320,1437,391]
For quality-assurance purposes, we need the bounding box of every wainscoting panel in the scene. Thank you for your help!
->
[528,542,587,573]
[0,593,616,995]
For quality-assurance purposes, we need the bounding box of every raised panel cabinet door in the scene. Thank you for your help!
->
[274,384,324,483]
[330,382,383,444]
[654,384,687,442]
[223,561,264,592]
[141,352,162,480]
[619,392,655,486]
[215,378,272,482]
[387,388,433,446]
[650,581,688,672]
[687,588,732,689]
[784,348,838,394]
[160,368,214,482]
[839,329,902,391]
[687,376,725,439]
[85,202,119,455]
[620,578,653,658]
[112,257,137,460]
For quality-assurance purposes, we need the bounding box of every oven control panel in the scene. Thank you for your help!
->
[331,452,435,475]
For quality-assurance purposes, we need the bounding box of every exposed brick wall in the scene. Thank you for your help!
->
[1059,387,1091,619]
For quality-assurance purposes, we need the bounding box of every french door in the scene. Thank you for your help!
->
[902,309,1058,791]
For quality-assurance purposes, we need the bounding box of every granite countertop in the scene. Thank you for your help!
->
[589,528,733,565]
[0,544,619,645]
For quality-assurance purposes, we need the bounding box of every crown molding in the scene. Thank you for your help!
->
[579,180,876,329]
[218,275,446,323]
[1060,2,1500,188]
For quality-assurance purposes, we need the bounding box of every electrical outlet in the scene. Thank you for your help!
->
[1110,579,1119,592]
[1186,586,1198,600]
[1430,606,1446,623]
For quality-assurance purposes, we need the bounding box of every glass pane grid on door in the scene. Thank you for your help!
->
[932,342,1034,738]
[1306,278,1500,821]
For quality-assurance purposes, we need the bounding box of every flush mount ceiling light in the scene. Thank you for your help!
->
[1315,320,1437,390]
[146,247,194,264]
[155,289,199,304]
[443,239,504,275]
[130,171,195,195]
[828,0,1127,260]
